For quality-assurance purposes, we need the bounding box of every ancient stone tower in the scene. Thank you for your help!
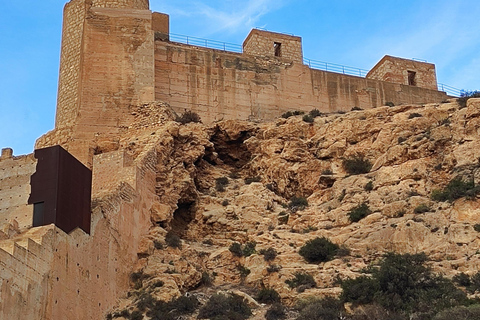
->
[49,0,167,166]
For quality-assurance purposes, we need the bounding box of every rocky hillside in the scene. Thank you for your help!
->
[106,98,480,319]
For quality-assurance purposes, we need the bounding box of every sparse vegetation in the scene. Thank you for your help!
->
[244,176,261,184]
[342,155,372,175]
[260,247,277,261]
[198,293,252,320]
[351,106,363,111]
[340,252,470,318]
[176,110,201,124]
[288,196,308,211]
[474,224,480,232]
[321,168,333,175]
[265,303,286,320]
[385,101,395,107]
[236,265,251,279]
[215,176,229,192]
[364,180,374,191]
[165,232,182,249]
[457,90,480,109]
[414,204,431,214]
[408,112,423,119]
[296,297,346,320]
[309,108,322,118]
[229,242,243,257]
[299,237,340,263]
[281,110,305,118]
[285,272,316,292]
[256,288,281,304]
[302,114,314,123]
[431,176,480,202]
[348,203,372,222]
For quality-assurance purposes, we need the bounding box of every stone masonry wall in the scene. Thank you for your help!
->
[154,40,448,123]
[0,148,157,319]
[367,55,438,91]
[243,29,303,64]
[0,151,36,233]
[55,0,86,129]
[91,0,149,9]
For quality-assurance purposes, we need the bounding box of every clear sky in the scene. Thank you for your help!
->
[1,0,479,156]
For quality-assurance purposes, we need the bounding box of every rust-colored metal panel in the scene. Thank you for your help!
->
[28,145,92,234]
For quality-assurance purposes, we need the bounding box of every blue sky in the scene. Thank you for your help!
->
[1,0,479,156]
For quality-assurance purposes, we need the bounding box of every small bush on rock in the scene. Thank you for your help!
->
[229,242,243,257]
[215,177,229,192]
[256,288,281,304]
[457,90,480,109]
[348,203,372,222]
[198,293,252,320]
[296,297,346,320]
[244,176,261,184]
[302,114,314,123]
[288,196,308,211]
[414,204,431,214]
[260,247,277,261]
[431,176,480,202]
[309,109,322,118]
[342,155,372,175]
[265,303,286,320]
[176,110,201,124]
[285,272,316,292]
[299,237,340,263]
[165,232,182,249]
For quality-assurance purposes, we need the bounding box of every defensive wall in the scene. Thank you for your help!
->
[40,0,448,167]
[0,148,156,319]
[0,0,453,318]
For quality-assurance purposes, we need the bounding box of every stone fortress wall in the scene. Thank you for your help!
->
[0,0,452,318]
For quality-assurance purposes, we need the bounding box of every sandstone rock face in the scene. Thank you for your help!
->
[102,99,480,317]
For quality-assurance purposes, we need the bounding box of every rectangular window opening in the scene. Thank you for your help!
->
[408,71,417,86]
[274,42,282,57]
[33,202,45,227]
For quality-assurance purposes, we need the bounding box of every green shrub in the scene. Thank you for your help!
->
[165,232,182,249]
[469,272,480,293]
[433,305,480,320]
[348,203,372,222]
[143,295,199,320]
[309,109,322,118]
[176,110,201,124]
[265,303,286,320]
[457,90,480,109]
[365,181,374,191]
[474,224,480,232]
[215,177,229,192]
[414,204,431,214]
[296,297,346,320]
[244,176,261,184]
[198,293,252,320]
[256,288,281,304]
[408,112,423,119]
[285,272,316,292]
[340,252,469,317]
[267,265,282,273]
[288,196,308,211]
[385,101,395,107]
[229,242,243,257]
[242,241,256,257]
[321,169,333,175]
[299,237,340,263]
[260,247,277,261]
[281,110,305,118]
[342,155,372,175]
[130,310,143,320]
[431,176,480,202]
[341,276,378,304]
[237,265,251,279]
[302,114,314,123]
[453,272,471,287]
[351,106,363,111]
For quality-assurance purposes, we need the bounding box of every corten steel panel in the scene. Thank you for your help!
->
[28,145,92,234]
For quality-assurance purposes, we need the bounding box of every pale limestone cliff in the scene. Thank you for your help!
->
[106,98,480,319]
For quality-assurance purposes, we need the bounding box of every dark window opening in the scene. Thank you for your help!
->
[33,202,45,227]
[408,71,417,86]
[274,42,282,57]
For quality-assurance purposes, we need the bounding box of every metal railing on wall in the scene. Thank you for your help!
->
[303,58,369,77]
[167,33,464,96]
[437,83,463,97]
[170,33,243,53]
